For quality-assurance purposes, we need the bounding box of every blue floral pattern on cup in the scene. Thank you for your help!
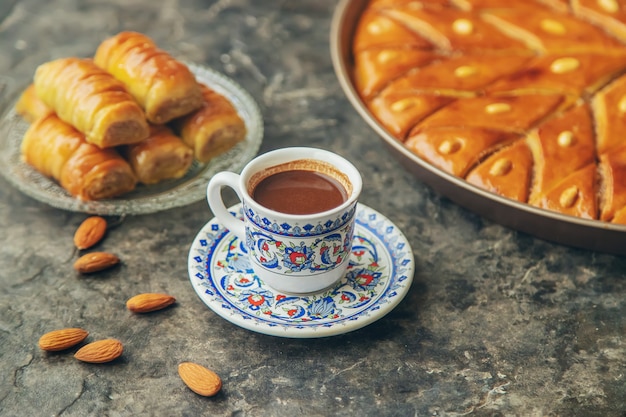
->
[244,219,355,275]
[243,202,357,237]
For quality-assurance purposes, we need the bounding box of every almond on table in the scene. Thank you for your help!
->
[126,293,176,313]
[38,328,89,351]
[74,339,123,363]
[178,362,222,397]
[73,252,119,274]
[73,216,107,250]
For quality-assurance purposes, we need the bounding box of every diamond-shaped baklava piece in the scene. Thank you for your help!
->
[532,164,598,219]
[382,5,529,52]
[405,127,519,177]
[418,94,564,134]
[571,0,626,43]
[354,48,437,99]
[527,102,595,205]
[353,9,432,53]
[466,139,533,202]
[592,74,626,155]
[482,3,624,53]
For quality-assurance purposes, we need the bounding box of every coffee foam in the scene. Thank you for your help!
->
[247,159,353,197]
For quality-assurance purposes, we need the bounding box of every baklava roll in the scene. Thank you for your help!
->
[173,84,247,163]
[121,125,194,185]
[15,84,53,123]
[21,114,137,200]
[94,31,203,124]
[34,57,149,148]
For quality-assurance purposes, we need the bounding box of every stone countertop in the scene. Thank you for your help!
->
[1,1,626,416]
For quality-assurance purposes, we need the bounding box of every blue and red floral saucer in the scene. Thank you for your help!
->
[187,203,414,338]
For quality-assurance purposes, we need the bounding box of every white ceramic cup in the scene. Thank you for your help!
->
[206,147,362,294]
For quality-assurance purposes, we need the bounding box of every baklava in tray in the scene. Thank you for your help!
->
[352,0,626,224]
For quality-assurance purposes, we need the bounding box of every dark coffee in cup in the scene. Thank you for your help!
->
[249,159,351,215]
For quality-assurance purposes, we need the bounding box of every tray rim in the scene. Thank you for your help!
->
[329,0,626,256]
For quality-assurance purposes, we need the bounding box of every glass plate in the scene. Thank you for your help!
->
[0,63,263,215]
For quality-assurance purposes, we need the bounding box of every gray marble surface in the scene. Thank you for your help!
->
[1,1,626,416]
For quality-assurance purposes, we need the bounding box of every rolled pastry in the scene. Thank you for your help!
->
[94,31,203,124]
[173,84,247,163]
[15,84,53,123]
[121,125,194,184]
[21,114,137,200]
[18,80,192,186]
[34,57,149,148]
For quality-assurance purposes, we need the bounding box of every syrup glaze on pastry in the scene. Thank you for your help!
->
[21,114,137,201]
[94,31,204,124]
[15,84,53,123]
[353,0,626,223]
[34,58,150,149]
[15,83,194,187]
[121,125,194,185]
[173,84,247,163]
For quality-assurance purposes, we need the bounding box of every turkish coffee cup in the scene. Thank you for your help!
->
[206,147,363,294]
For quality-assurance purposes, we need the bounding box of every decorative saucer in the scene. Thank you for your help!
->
[187,203,414,338]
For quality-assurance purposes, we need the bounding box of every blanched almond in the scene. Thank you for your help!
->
[454,65,477,78]
[485,103,511,114]
[599,0,619,13]
[178,362,222,397]
[73,252,119,274]
[73,216,107,250]
[38,328,89,351]
[540,19,566,35]
[452,18,473,35]
[618,95,626,113]
[559,186,579,208]
[74,339,123,363]
[489,158,512,177]
[126,293,176,313]
[550,57,580,74]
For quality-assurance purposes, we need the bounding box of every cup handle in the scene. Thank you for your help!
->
[206,172,246,240]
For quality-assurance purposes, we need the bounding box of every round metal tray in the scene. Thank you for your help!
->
[329,0,626,256]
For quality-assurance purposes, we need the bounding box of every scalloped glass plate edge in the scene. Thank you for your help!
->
[0,63,263,215]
